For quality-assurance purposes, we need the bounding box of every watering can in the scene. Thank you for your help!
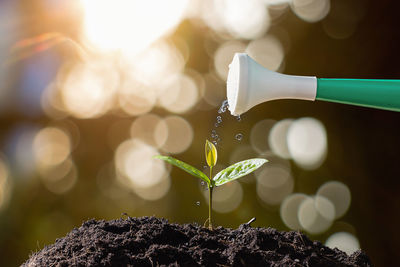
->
[227,53,400,116]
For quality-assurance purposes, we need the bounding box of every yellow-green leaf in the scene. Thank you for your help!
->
[205,140,217,167]
[214,158,268,186]
[154,155,210,185]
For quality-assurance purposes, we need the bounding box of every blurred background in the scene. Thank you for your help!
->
[0,0,399,265]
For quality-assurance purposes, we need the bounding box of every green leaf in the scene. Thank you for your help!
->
[154,155,210,184]
[205,140,217,167]
[214,158,268,187]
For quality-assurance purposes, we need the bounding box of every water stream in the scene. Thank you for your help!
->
[211,100,243,147]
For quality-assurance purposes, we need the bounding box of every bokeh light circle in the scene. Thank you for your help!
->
[268,119,293,159]
[39,158,78,194]
[33,127,71,169]
[118,79,156,116]
[60,60,119,118]
[161,116,194,154]
[298,196,335,234]
[216,0,271,39]
[133,174,171,201]
[250,119,276,153]
[291,0,331,23]
[256,164,294,206]
[158,74,199,114]
[130,114,168,149]
[246,36,285,71]
[325,232,360,255]
[115,139,166,189]
[287,117,327,170]
[280,193,308,230]
[214,41,246,80]
[202,73,226,107]
[41,82,68,120]
[317,181,351,219]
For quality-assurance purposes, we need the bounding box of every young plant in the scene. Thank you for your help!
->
[155,140,267,230]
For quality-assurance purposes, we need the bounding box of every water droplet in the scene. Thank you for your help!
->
[196,201,200,206]
[218,100,229,114]
[216,116,222,123]
[212,140,218,146]
[201,181,205,186]
[214,123,219,128]
[235,133,243,141]
[236,115,241,122]
[213,134,219,139]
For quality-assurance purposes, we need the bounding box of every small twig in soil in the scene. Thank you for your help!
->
[245,217,256,226]
[149,256,154,267]
[203,218,210,229]
[296,230,306,246]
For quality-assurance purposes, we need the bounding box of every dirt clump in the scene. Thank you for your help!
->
[23,216,371,266]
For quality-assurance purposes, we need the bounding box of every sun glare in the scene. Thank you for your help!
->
[80,0,189,54]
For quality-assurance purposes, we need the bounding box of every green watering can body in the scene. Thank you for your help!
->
[317,78,400,112]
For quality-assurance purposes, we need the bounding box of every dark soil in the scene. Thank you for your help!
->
[23,216,371,267]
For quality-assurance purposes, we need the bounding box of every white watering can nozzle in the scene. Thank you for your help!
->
[227,53,317,116]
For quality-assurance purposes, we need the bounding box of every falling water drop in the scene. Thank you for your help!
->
[210,99,244,148]
[196,201,200,206]
[235,133,243,141]
[211,130,218,139]
[218,100,229,114]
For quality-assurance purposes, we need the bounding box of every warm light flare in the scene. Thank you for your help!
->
[80,0,189,54]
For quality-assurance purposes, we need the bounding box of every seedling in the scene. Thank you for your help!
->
[155,140,267,230]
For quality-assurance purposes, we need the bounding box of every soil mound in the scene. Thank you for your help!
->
[23,216,371,266]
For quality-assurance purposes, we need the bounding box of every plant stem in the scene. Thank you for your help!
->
[208,166,213,230]
[208,185,213,230]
